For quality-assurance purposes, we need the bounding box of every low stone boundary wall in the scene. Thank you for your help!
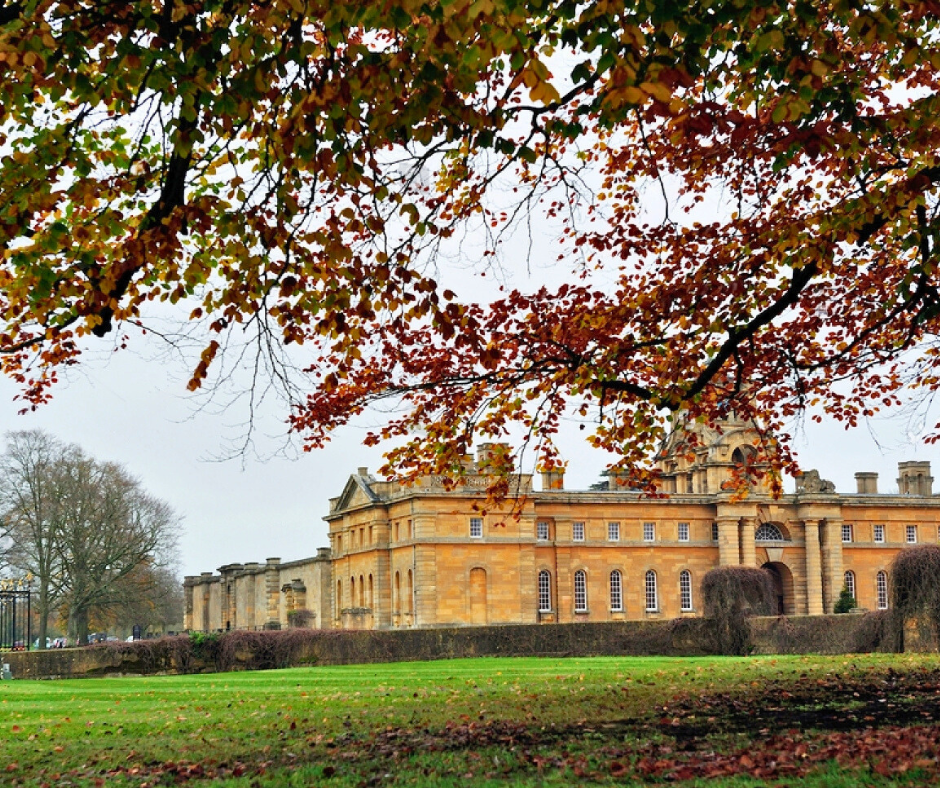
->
[0,613,892,680]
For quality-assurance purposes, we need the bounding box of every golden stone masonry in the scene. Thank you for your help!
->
[185,416,940,631]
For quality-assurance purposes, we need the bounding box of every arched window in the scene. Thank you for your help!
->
[368,574,374,608]
[645,570,658,612]
[732,445,757,466]
[337,579,342,612]
[394,571,401,615]
[755,523,786,542]
[359,574,365,607]
[407,569,414,614]
[538,570,552,612]
[609,570,623,612]
[350,576,356,607]
[679,570,693,611]
[876,571,888,610]
[843,570,856,601]
[574,570,587,612]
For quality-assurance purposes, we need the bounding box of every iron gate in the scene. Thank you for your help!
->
[0,580,30,651]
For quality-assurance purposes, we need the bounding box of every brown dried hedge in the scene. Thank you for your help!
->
[701,566,775,655]
[891,544,940,650]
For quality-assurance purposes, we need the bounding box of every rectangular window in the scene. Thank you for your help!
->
[608,522,620,541]
[368,526,373,544]
[572,522,585,542]
[678,522,690,542]
[336,534,343,553]
[842,523,852,543]
[537,521,550,541]
[643,522,655,542]
[470,517,483,538]
[712,522,719,541]
[907,525,918,544]
[874,524,885,544]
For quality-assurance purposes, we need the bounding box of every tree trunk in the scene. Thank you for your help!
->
[36,584,49,649]
[71,607,90,646]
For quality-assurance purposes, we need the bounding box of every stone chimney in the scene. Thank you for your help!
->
[855,472,878,494]
[541,469,565,491]
[476,442,510,471]
[898,461,933,496]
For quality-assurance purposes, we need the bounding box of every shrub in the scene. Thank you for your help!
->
[834,586,857,614]
[891,545,940,650]
[287,609,315,629]
[701,566,775,655]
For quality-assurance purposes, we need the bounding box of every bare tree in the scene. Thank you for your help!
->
[105,564,185,637]
[0,431,181,646]
[52,459,179,645]
[0,431,66,648]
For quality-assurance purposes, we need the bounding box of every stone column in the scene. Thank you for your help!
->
[265,558,281,629]
[803,521,824,615]
[739,517,757,567]
[717,517,740,566]
[821,519,845,614]
[183,577,195,631]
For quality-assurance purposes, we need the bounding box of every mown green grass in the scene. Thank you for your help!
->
[3,653,940,786]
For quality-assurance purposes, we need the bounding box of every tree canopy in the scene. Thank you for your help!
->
[0,430,180,645]
[2,0,940,490]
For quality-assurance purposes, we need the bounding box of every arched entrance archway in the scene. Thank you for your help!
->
[761,562,794,615]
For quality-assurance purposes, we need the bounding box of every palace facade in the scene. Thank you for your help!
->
[185,417,940,632]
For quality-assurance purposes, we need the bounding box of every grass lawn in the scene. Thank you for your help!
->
[3,652,940,786]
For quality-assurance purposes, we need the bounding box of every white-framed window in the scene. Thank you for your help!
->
[876,570,888,610]
[645,570,658,612]
[844,570,856,601]
[937,525,940,543]
[907,525,918,544]
[679,570,693,611]
[573,570,587,612]
[678,522,689,542]
[537,521,550,541]
[538,570,552,612]
[609,570,623,612]
[842,523,853,543]
[572,522,585,542]
[643,522,655,542]
[608,522,620,541]
[874,524,885,544]
[712,522,719,541]
[470,517,483,538]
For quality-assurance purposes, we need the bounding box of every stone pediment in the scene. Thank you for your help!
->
[331,473,381,513]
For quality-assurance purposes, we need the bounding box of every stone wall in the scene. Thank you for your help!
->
[1,614,900,680]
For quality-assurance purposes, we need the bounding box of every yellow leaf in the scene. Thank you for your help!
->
[810,59,829,77]
[640,81,672,103]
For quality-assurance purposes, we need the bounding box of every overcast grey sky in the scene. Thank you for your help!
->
[2,329,937,580]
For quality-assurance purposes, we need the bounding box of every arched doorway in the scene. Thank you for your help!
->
[761,562,794,615]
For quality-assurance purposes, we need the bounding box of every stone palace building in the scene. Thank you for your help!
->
[184,416,940,631]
